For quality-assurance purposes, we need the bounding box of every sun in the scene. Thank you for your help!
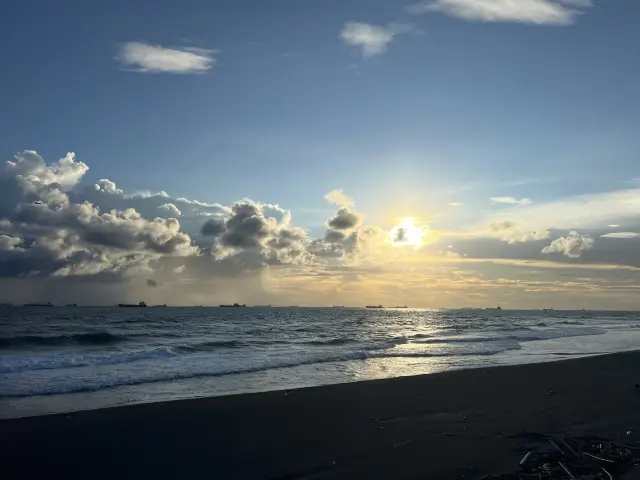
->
[388,217,428,247]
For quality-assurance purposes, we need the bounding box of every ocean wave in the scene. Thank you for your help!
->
[0,331,126,348]
[173,340,244,352]
[0,347,179,374]
[303,338,358,346]
[0,342,520,398]
[410,327,604,345]
[0,339,249,374]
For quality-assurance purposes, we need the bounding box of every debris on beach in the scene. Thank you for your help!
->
[481,433,640,479]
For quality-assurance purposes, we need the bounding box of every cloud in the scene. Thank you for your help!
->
[0,235,23,253]
[325,229,347,243]
[448,202,463,207]
[5,149,640,307]
[479,188,640,233]
[340,22,411,57]
[488,220,549,244]
[116,42,216,74]
[158,203,181,217]
[439,249,462,259]
[201,218,226,237]
[324,189,354,207]
[601,232,640,239]
[218,202,275,250]
[542,231,594,258]
[491,196,533,205]
[326,206,363,231]
[146,278,158,288]
[409,0,592,25]
[197,201,313,266]
[0,151,198,278]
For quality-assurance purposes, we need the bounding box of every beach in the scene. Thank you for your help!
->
[3,351,640,479]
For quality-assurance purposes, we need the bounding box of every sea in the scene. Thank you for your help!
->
[2,307,640,419]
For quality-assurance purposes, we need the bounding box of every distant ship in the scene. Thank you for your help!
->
[331,305,345,308]
[65,303,78,307]
[118,301,147,308]
[219,303,246,308]
[395,306,408,309]
[366,305,384,309]
[152,304,168,308]
[23,302,54,307]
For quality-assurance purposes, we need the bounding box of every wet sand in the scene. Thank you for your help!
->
[3,352,640,479]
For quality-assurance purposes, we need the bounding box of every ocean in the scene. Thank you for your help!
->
[2,307,640,419]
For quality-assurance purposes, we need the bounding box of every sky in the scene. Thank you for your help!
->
[1,0,640,308]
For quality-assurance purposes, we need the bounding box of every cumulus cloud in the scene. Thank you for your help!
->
[0,151,198,278]
[201,218,226,237]
[116,42,216,74]
[197,200,313,266]
[324,189,355,207]
[326,206,363,231]
[601,232,640,239]
[218,202,274,250]
[542,231,594,258]
[340,22,411,57]
[325,229,347,243]
[0,235,23,252]
[409,0,592,25]
[488,221,549,244]
[158,203,181,217]
[146,278,159,288]
[94,179,122,195]
[491,196,533,205]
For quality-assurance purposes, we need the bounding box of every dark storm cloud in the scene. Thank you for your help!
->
[146,278,158,288]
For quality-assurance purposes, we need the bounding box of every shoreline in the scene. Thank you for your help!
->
[3,351,640,478]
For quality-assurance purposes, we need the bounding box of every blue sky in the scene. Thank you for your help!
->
[3,1,639,219]
[1,0,640,307]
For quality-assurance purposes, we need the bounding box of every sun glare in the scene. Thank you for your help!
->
[389,217,427,247]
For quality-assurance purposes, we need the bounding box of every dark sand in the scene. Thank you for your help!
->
[3,352,640,479]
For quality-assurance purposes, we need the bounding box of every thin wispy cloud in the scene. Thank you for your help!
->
[601,232,640,239]
[501,177,559,187]
[491,196,533,205]
[116,42,216,74]
[408,0,592,25]
[484,188,640,232]
[340,22,411,57]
